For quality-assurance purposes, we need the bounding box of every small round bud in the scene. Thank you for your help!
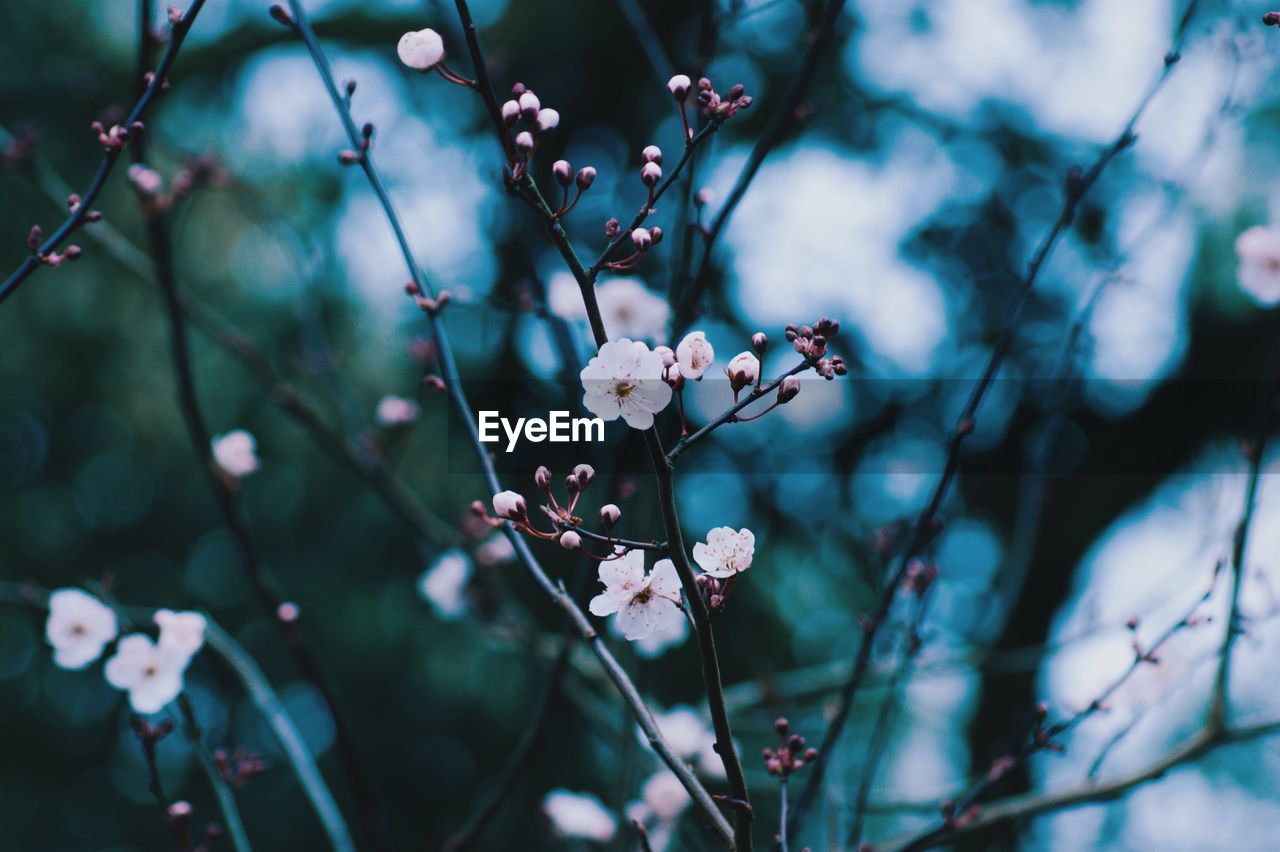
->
[655,345,676,367]
[397,28,445,71]
[492,490,528,521]
[641,144,663,164]
[777,375,801,403]
[518,91,541,117]
[552,159,573,186]
[726,351,759,391]
[564,474,581,495]
[576,166,597,190]
[605,218,621,239]
[694,187,715,207]
[535,465,553,490]
[1265,11,1280,26]
[727,83,745,101]
[501,99,520,125]
[667,74,692,100]
[168,800,193,820]
[573,463,595,487]
[470,499,488,517]
[559,530,582,550]
[774,717,790,736]
[649,227,663,246]
[514,131,534,152]
[535,108,560,133]
[277,602,300,623]
[752,332,768,354]
[599,504,621,527]
[631,228,653,250]
[640,161,662,186]
[663,362,685,391]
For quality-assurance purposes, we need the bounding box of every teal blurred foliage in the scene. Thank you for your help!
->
[2,0,1280,850]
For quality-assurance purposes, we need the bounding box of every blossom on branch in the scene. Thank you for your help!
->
[211,429,259,478]
[542,789,617,842]
[397,28,445,71]
[104,634,189,714]
[693,527,755,578]
[45,588,118,670]
[154,609,206,662]
[589,550,684,641]
[580,339,673,429]
[675,330,714,379]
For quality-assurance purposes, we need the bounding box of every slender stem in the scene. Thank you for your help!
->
[674,0,846,329]
[0,0,208,304]
[667,363,810,461]
[787,6,1203,837]
[285,2,733,843]
[1208,438,1267,731]
[174,695,254,852]
[777,778,789,852]
[203,619,356,852]
[450,0,514,163]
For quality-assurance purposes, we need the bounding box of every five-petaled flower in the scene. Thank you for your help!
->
[104,634,189,714]
[580,339,673,429]
[45,588,118,670]
[693,527,755,578]
[676,331,714,380]
[589,549,684,641]
[397,28,445,71]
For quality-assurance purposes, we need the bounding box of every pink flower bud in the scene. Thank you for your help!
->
[552,159,573,186]
[599,504,621,527]
[492,490,527,521]
[536,108,560,133]
[518,91,540,117]
[535,465,553,490]
[752,332,768,354]
[565,473,581,494]
[654,345,676,367]
[559,530,582,550]
[631,228,653,250]
[725,351,759,391]
[514,131,534,152]
[501,99,520,125]
[649,227,663,245]
[694,187,715,207]
[397,28,445,71]
[573,463,595,487]
[576,166,597,190]
[640,161,662,187]
[777,375,801,403]
[663,362,685,390]
[667,74,691,100]
[641,144,663,164]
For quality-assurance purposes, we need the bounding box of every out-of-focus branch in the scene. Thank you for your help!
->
[0,0,208,304]
[673,0,846,329]
[788,2,1205,837]
[280,2,734,845]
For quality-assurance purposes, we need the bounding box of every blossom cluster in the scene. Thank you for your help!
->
[45,588,207,714]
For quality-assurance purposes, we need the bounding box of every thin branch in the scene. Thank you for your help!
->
[282,3,734,844]
[0,0,208,304]
[666,362,810,461]
[878,718,1280,852]
[174,695,254,852]
[674,0,847,329]
[787,3,1205,836]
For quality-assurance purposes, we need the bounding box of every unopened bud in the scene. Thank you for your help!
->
[573,463,595,487]
[514,131,534,152]
[277,602,300,623]
[654,345,676,367]
[559,530,582,550]
[552,159,572,186]
[641,144,662,164]
[268,4,293,27]
[492,490,528,521]
[667,74,691,100]
[777,375,801,403]
[599,504,621,527]
[535,108,560,133]
[501,99,520,125]
[535,465,553,490]
[631,228,653,250]
[640,161,662,187]
[752,332,768,354]
[576,166,597,190]
[518,91,541,118]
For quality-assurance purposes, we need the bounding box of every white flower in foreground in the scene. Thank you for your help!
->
[611,605,688,658]
[154,610,206,662]
[693,527,755,578]
[676,331,714,379]
[104,634,188,714]
[589,550,684,641]
[1235,226,1280,306]
[581,339,673,430]
[211,430,259,478]
[376,395,420,426]
[640,770,691,822]
[492,490,527,521]
[397,28,445,71]
[45,588,118,670]
[542,789,617,842]
[417,549,472,620]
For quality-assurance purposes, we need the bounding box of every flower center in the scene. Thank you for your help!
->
[144,665,158,678]
[71,623,86,636]
[632,587,651,604]
[614,380,635,399]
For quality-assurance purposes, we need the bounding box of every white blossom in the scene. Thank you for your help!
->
[675,331,714,379]
[644,705,725,778]
[549,274,670,342]
[397,28,445,71]
[580,339,673,430]
[45,588,118,670]
[692,527,755,578]
[1235,225,1280,306]
[725,351,759,389]
[589,550,684,641]
[542,789,617,842]
[376,395,421,426]
[640,770,691,822]
[104,634,188,714]
[417,549,472,620]
[154,610,206,662]
[212,430,259,478]
[611,606,688,658]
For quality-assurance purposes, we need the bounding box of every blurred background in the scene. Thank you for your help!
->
[2,0,1280,849]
